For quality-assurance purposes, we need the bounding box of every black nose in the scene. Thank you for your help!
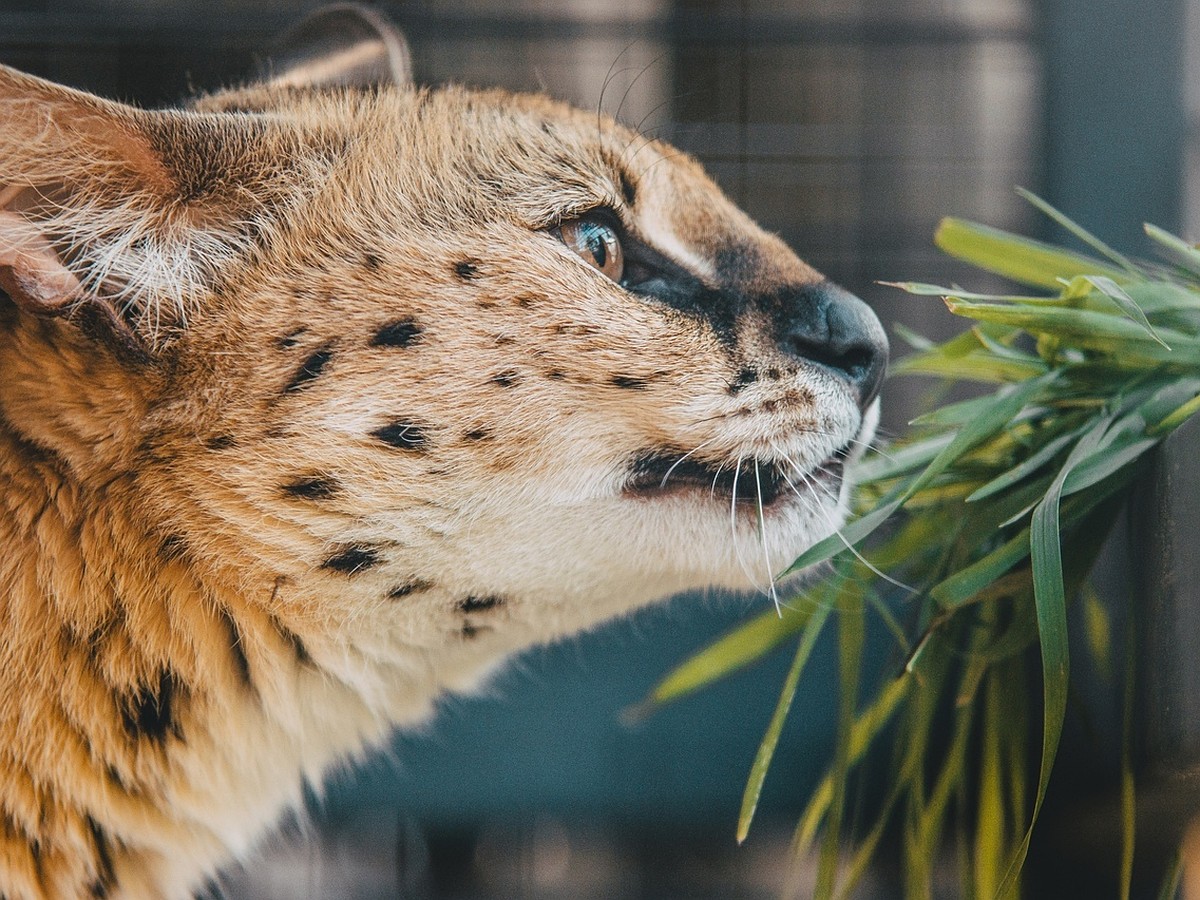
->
[779,281,888,409]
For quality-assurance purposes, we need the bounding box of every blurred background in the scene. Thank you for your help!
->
[0,0,1190,896]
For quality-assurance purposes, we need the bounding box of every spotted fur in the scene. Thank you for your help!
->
[0,20,886,899]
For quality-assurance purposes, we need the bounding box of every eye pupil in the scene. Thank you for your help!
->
[585,228,607,267]
[558,215,624,284]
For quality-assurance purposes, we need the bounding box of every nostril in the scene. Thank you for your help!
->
[779,281,889,409]
[787,334,869,380]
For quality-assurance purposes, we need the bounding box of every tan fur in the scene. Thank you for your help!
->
[0,58,883,899]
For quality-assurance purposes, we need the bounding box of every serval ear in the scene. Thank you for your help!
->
[263,3,413,90]
[0,64,298,355]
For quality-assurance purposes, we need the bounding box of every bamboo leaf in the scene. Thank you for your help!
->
[1081,275,1169,347]
[641,605,812,710]
[935,218,1131,289]
[737,602,831,844]
[1017,188,1143,277]
[967,426,1084,502]
[945,299,1196,353]
[1061,437,1157,497]
[1150,391,1200,435]
[786,373,1056,576]
[1145,222,1200,273]
[997,413,1112,893]
[816,593,865,896]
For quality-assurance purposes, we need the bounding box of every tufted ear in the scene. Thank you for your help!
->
[0,64,296,354]
[263,3,413,91]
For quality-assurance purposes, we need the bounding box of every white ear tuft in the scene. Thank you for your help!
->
[0,64,300,348]
[264,4,414,91]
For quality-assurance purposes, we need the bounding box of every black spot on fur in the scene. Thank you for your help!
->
[285,345,334,392]
[461,622,481,640]
[370,318,422,348]
[611,375,648,390]
[387,579,432,599]
[545,370,566,381]
[454,259,480,280]
[204,434,237,451]
[491,371,519,388]
[363,252,382,271]
[729,367,759,395]
[85,816,115,899]
[159,534,188,562]
[119,670,182,744]
[218,608,253,693]
[275,328,306,350]
[321,545,382,574]
[459,595,505,613]
[282,474,341,501]
[463,428,491,442]
[372,420,430,451]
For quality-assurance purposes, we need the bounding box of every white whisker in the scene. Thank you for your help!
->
[754,459,782,615]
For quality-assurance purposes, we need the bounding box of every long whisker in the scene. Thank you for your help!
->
[658,435,721,489]
[780,453,915,594]
[729,454,765,593]
[754,459,782,615]
[614,51,669,128]
[597,44,636,136]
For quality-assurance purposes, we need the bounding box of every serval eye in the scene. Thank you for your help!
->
[558,216,624,283]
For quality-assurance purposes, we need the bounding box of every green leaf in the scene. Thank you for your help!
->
[736,602,831,844]
[853,432,955,484]
[816,592,865,896]
[794,675,911,854]
[1145,222,1200,272]
[641,605,812,710]
[1150,391,1200,435]
[944,299,1196,354]
[930,529,1031,609]
[1017,188,1143,277]
[998,411,1114,894]
[894,349,1049,383]
[786,372,1057,576]
[967,425,1085,502]
[935,218,1131,290]
[1061,437,1157,497]
[1080,275,1169,347]
[1156,853,1183,900]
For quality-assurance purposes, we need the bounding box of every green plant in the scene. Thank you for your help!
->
[643,192,1200,898]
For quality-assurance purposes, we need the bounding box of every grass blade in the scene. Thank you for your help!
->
[1082,275,1169,347]
[935,218,1130,290]
[737,602,831,844]
[640,605,812,710]
[997,412,1113,894]
[1017,188,1143,277]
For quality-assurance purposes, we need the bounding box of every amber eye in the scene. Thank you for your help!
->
[558,216,624,283]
